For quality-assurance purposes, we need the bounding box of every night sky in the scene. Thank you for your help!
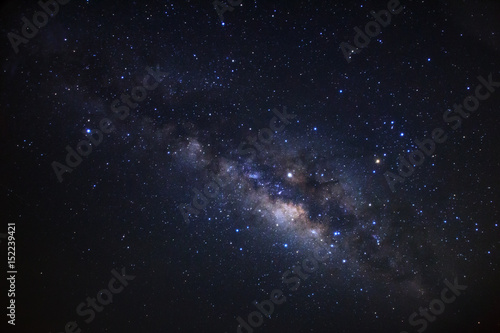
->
[1,0,500,332]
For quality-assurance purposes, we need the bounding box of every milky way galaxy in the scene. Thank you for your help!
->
[1,1,500,332]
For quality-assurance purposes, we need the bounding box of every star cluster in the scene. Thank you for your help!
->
[1,1,500,333]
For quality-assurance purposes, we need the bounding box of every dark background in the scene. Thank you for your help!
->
[1,0,499,332]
